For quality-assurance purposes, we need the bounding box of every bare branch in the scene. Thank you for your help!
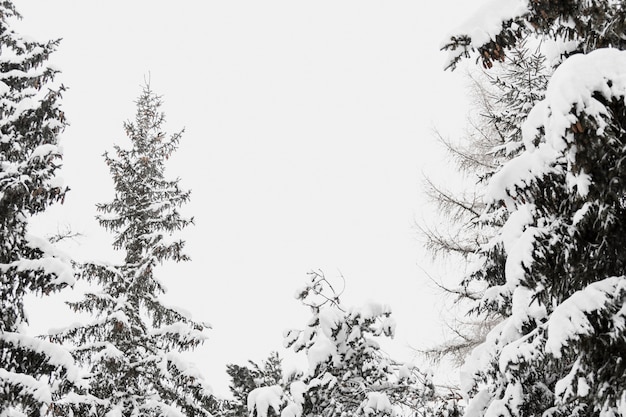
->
[47,225,84,244]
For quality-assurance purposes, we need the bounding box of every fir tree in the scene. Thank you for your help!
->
[248,271,438,417]
[52,83,215,417]
[0,2,87,415]
[440,2,626,417]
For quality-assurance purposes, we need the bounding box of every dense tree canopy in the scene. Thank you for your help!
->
[441,1,626,417]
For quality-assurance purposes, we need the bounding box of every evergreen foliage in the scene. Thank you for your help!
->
[248,271,440,417]
[223,352,285,417]
[52,84,215,417]
[442,0,626,71]
[0,2,86,415]
[441,1,626,417]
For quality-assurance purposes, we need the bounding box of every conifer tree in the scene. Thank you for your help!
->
[439,2,626,417]
[223,352,286,417]
[0,2,87,415]
[248,271,438,417]
[52,83,215,417]
[420,40,550,366]
[442,0,626,71]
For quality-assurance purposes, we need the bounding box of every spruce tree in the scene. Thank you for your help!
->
[0,2,87,415]
[248,271,437,417]
[52,84,215,417]
[440,2,626,417]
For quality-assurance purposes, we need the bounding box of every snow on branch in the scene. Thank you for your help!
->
[149,321,208,344]
[545,276,626,358]
[1,258,75,286]
[0,233,76,287]
[256,272,436,417]
[462,276,626,416]
[523,48,626,151]
[0,332,81,383]
[0,368,52,405]
[247,385,284,417]
[487,48,626,205]
[441,0,529,70]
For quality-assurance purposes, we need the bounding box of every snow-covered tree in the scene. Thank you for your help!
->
[420,39,550,367]
[248,271,438,417]
[222,352,287,417]
[423,41,547,258]
[442,0,626,71]
[52,84,215,417]
[440,1,626,416]
[0,2,88,415]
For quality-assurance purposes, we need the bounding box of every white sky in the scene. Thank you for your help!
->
[17,0,478,397]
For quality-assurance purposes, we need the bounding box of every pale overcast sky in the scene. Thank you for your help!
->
[17,0,477,396]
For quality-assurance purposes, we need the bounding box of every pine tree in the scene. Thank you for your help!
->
[248,271,438,417]
[440,2,626,417]
[0,2,88,415]
[52,83,215,417]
